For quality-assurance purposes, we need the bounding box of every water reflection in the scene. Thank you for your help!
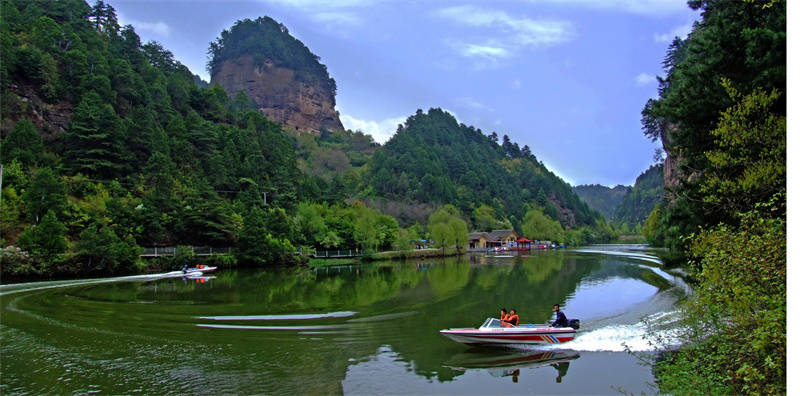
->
[446,348,580,384]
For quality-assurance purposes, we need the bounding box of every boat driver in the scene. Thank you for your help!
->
[550,304,568,327]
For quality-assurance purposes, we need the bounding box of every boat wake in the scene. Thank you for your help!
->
[555,310,683,352]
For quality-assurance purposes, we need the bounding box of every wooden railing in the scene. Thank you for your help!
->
[140,246,232,258]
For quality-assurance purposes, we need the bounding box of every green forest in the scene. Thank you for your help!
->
[637,0,785,393]
[367,108,614,243]
[0,0,612,279]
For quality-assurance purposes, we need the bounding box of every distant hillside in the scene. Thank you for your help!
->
[572,184,631,220]
[614,164,664,227]
[366,108,605,231]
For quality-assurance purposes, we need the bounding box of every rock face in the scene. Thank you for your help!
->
[660,124,682,202]
[211,55,343,133]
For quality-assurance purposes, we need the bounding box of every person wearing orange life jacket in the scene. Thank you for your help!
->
[500,308,512,327]
[507,309,519,327]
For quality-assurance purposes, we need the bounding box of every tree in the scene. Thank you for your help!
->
[62,91,129,178]
[428,205,468,250]
[76,224,141,274]
[236,206,270,266]
[294,202,327,247]
[236,206,297,266]
[1,119,43,167]
[521,207,564,242]
[700,82,786,218]
[22,167,66,223]
[472,204,498,232]
[17,209,67,256]
[353,208,379,251]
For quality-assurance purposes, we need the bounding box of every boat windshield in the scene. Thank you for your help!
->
[480,318,504,328]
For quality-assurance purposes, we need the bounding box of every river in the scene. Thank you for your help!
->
[0,245,688,395]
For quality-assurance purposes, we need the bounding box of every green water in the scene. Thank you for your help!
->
[0,246,687,394]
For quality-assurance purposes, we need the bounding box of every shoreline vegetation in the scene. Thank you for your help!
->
[636,1,785,394]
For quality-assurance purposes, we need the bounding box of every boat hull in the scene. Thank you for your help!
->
[440,327,575,346]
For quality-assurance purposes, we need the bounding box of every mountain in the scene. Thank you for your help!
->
[366,108,605,231]
[572,184,631,220]
[208,17,344,133]
[573,165,664,229]
[614,164,664,227]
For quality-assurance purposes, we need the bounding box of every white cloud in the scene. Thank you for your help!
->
[259,0,374,27]
[459,43,510,59]
[456,97,493,112]
[635,72,657,86]
[340,113,406,144]
[434,5,574,64]
[311,12,361,26]
[654,22,693,43]
[118,14,171,37]
[261,0,374,8]
[437,6,573,47]
[529,0,689,16]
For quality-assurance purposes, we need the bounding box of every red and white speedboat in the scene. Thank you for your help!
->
[440,318,577,346]
[184,265,217,273]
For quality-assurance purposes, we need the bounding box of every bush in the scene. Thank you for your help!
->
[654,202,785,394]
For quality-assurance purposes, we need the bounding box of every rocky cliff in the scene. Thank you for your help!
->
[211,55,343,133]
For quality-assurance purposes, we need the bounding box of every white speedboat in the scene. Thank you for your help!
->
[440,318,577,346]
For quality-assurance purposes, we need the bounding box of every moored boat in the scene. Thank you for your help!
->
[440,318,577,346]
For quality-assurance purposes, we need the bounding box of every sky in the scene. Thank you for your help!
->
[110,0,700,187]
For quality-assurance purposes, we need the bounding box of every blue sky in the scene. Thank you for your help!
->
[111,0,699,186]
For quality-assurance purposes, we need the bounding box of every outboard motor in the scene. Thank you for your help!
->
[568,319,580,330]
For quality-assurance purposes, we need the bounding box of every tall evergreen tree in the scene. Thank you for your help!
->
[62,91,129,178]
[1,119,43,166]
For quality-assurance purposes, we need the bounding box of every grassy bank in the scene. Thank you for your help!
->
[365,248,463,261]
[307,258,360,267]
[613,234,647,244]
[306,248,463,267]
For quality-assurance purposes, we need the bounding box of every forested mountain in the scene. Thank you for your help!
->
[572,184,631,220]
[573,164,664,230]
[366,109,610,236]
[613,164,663,228]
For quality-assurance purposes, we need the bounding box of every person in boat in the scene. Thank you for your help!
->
[182,264,189,274]
[500,308,510,326]
[550,304,568,327]
[507,309,519,327]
